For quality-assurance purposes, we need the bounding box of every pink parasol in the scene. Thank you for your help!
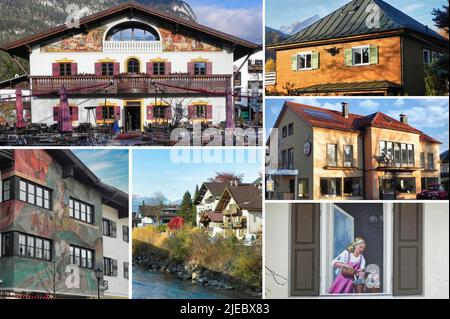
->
[15,88,26,128]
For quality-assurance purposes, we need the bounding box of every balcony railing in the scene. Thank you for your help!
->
[31,74,231,95]
[103,40,163,53]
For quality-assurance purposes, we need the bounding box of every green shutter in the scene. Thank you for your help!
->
[370,45,379,64]
[311,52,319,69]
[344,48,353,66]
[291,55,298,71]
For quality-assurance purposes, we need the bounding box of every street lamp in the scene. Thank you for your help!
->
[95,267,103,299]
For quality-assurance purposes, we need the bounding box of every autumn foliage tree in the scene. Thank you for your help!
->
[168,216,184,231]
[209,171,244,184]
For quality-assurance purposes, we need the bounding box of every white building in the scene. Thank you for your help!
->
[265,202,449,299]
[194,182,227,226]
[102,204,129,298]
[0,2,258,131]
[233,51,263,123]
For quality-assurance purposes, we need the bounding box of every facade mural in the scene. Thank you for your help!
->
[41,27,106,53]
[0,150,103,297]
[160,29,222,52]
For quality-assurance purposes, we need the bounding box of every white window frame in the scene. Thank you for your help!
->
[423,49,431,65]
[297,51,313,70]
[319,203,394,297]
[352,45,370,66]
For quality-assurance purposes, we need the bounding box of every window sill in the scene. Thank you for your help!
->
[351,63,371,67]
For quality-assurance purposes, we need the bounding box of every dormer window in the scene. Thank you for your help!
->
[106,22,160,41]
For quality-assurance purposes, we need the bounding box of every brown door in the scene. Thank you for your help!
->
[290,203,320,296]
[393,203,423,296]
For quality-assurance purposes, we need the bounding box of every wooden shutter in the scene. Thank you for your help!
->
[95,106,103,120]
[311,52,319,69]
[206,62,212,75]
[113,63,120,75]
[146,62,153,75]
[70,106,79,121]
[112,259,118,277]
[206,105,213,120]
[95,63,102,76]
[71,63,78,75]
[165,62,172,75]
[187,62,194,75]
[111,221,117,238]
[291,55,297,71]
[369,45,379,64]
[52,63,60,76]
[188,105,195,119]
[291,203,320,296]
[344,48,353,66]
[165,106,172,120]
[393,203,423,296]
[114,106,121,120]
[146,105,154,120]
[53,106,59,121]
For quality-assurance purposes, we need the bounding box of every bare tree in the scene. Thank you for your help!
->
[34,261,63,299]
[149,191,168,224]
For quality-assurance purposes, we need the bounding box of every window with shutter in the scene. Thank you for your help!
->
[369,45,379,64]
[290,203,320,296]
[393,203,423,296]
[291,55,298,71]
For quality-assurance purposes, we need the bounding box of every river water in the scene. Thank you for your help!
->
[132,268,258,299]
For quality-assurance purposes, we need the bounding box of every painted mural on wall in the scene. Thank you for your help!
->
[0,150,103,296]
[328,204,383,294]
[41,26,106,52]
[160,29,222,52]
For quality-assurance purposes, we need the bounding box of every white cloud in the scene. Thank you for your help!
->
[194,6,262,43]
[393,99,404,107]
[358,99,380,110]
[402,3,426,14]
[386,104,449,128]
[88,162,113,172]
[320,102,342,111]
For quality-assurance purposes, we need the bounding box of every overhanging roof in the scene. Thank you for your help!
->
[1,1,260,60]
[269,0,447,49]
[291,80,402,94]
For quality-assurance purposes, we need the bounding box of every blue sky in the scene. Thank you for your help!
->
[132,149,262,201]
[188,0,262,43]
[266,0,445,32]
[73,149,129,193]
[265,98,450,152]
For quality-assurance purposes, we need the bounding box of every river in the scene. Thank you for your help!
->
[132,268,258,299]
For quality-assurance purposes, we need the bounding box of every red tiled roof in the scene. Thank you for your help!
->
[282,101,441,143]
[205,211,223,223]
[420,133,442,144]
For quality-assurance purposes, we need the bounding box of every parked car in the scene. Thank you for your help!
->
[243,234,257,246]
[417,184,448,200]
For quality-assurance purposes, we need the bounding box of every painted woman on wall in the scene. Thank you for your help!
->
[329,237,366,294]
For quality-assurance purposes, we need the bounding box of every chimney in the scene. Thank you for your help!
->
[341,102,349,118]
[399,114,408,124]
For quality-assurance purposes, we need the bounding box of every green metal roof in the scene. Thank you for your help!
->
[274,0,447,46]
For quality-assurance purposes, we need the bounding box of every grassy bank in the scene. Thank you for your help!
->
[133,226,262,290]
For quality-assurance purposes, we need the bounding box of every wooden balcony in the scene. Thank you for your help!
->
[31,74,231,95]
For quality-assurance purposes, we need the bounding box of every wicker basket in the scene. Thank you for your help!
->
[341,267,356,279]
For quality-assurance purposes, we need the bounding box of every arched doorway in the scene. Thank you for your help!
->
[127,58,140,74]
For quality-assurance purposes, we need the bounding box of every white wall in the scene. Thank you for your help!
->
[264,203,449,299]
[234,50,263,108]
[423,203,449,299]
[248,211,262,235]
[265,203,290,299]
[32,96,226,126]
[102,204,129,298]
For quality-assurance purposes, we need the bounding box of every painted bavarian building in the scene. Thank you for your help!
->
[266,101,442,200]
[266,0,449,96]
[0,150,128,298]
[0,2,259,131]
